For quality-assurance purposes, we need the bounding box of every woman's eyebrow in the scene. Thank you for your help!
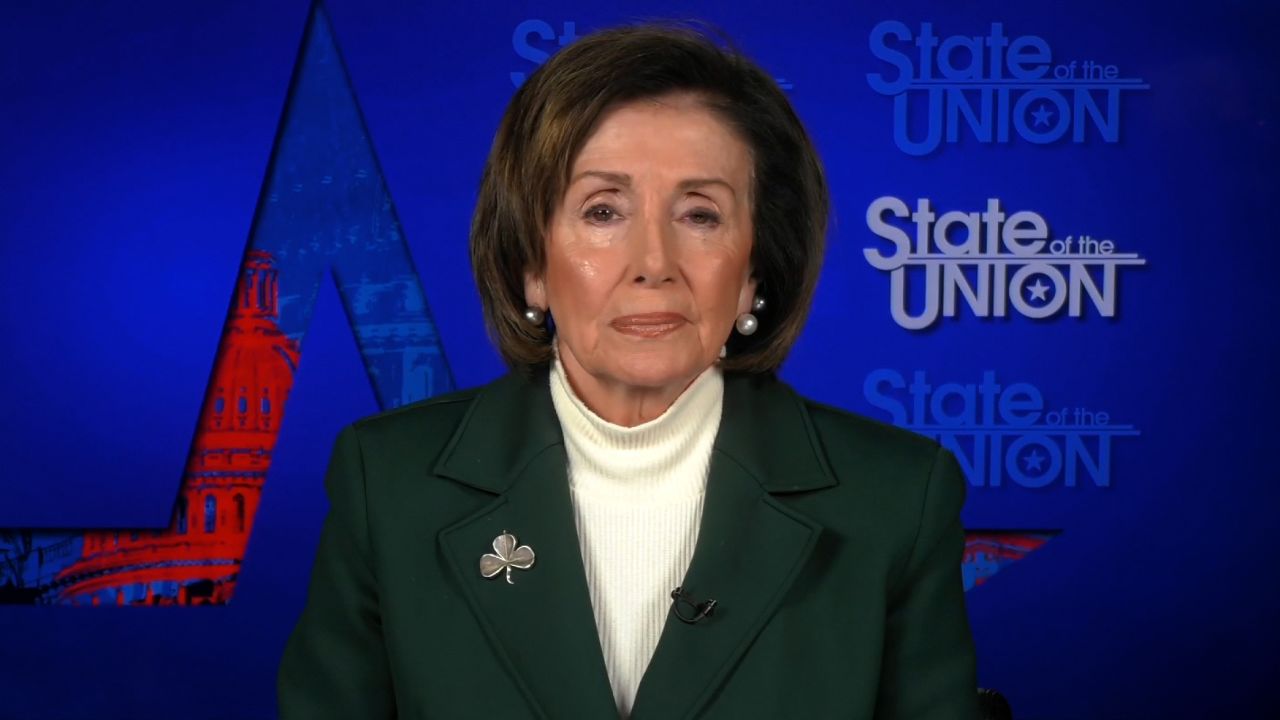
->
[676,177,735,199]
[570,170,631,186]
[568,172,735,199]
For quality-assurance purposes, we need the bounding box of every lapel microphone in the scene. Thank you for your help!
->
[670,586,718,624]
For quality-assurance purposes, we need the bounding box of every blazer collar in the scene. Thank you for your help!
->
[434,365,834,719]
[434,365,837,496]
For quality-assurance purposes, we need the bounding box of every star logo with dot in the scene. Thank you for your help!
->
[1026,278,1052,302]
[1023,450,1046,472]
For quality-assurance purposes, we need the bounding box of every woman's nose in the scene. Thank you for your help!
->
[629,212,677,286]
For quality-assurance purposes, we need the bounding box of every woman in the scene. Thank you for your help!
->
[278,23,978,720]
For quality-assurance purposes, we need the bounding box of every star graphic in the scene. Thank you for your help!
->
[1031,104,1054,127]
[1023,450,1046,472]
[1026,278,1051,302]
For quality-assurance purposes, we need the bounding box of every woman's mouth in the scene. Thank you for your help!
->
[609,313,688,338]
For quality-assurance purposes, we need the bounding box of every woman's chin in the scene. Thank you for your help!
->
[605,344,709,390]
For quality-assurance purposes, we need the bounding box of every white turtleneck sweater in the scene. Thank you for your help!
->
[548,354,723,718]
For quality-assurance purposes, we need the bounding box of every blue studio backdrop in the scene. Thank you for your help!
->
[1,1,1277,718]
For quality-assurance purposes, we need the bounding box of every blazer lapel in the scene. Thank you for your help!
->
[435,369,619,719]
[630,372,836,720]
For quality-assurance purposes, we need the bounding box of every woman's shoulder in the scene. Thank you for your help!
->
[769,375,961,512]
[797,378,964,512]
[350,384,483,438]
[734,371,943,476]
[336,376,502,463]
[757,376,967,554]
[339,370,546,464]
[798,391,942,473]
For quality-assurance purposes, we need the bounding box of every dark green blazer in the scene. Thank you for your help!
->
[278,367,978,719]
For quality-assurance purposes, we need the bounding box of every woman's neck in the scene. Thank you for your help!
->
[553,341,710,427]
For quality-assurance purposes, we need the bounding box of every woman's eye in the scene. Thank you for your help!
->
[686,209,722,227]
[584,204,618,223]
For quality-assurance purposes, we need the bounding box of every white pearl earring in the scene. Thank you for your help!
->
[735,295,764,336]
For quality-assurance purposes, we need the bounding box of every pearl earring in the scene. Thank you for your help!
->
[523,306,545,325]
[735,295,764,336]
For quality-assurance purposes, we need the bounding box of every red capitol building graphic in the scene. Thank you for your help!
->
[961,532,1053,589]
[51,250,299,606]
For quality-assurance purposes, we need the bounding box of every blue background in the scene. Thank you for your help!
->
[1,0,1277,717]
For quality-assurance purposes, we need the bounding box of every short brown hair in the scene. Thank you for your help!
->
[470,22,828,374]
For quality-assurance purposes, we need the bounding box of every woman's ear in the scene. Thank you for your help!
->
[737,273,759,316]
[524,270,547,310]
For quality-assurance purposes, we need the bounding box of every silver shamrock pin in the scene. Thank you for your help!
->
[479,531,535,585]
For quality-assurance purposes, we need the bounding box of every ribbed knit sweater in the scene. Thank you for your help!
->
[549,354,723,718]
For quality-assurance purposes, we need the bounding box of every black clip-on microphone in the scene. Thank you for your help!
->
[670,586,718,624]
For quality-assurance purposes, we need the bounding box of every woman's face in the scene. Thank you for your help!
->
[527,91,756,394]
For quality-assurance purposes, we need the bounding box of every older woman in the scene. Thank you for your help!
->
[279,23,977,720]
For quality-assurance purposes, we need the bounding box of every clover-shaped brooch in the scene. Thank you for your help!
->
[479,531,535,585]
